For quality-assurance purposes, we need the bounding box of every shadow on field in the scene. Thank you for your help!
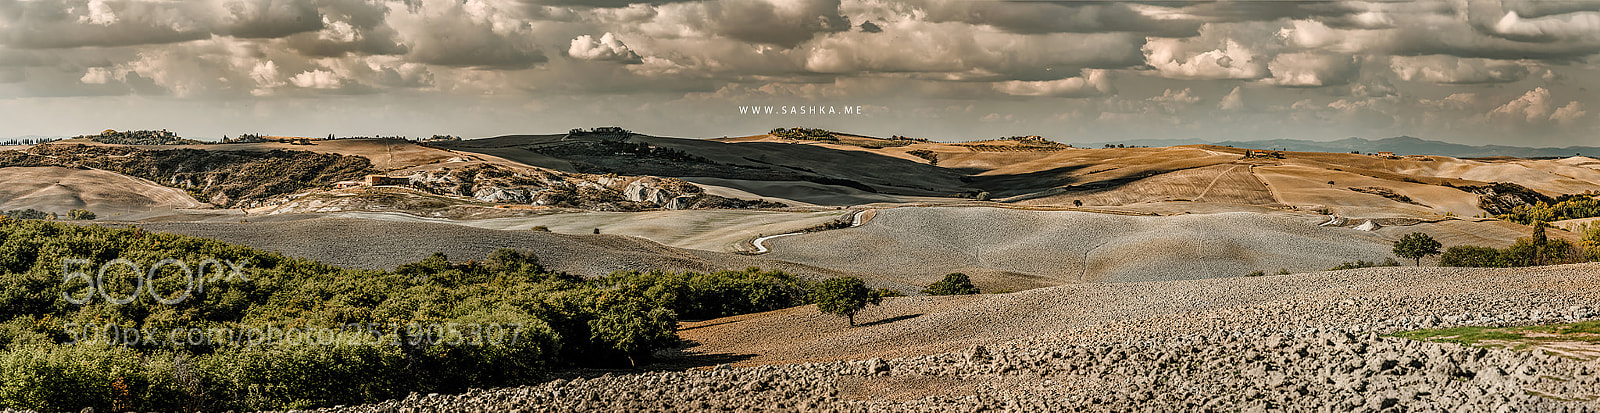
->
[857,313,922,328]
[678,318,744,332]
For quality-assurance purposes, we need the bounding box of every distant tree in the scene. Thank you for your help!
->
[1327,181,1335,188]
[1393,232,1442,266]
[67,209,95,220]
[812,277,883,326]
[530,225,551,232]
[975,192,991,201]
[1073,200,1083,207]
[922,273,980,296]
[1246,270,1266,277]
[593,228,601,234]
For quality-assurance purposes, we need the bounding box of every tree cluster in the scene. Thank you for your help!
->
[769,127,837,141]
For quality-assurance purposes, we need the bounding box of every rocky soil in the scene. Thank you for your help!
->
[300,264,1600,412]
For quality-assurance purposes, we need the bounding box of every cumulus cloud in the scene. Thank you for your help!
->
[1489,87,1587,125]
[568,32,642,64]
[1149,88,1199,104]
[916,0,1201,36]
[1218,86,1245,111]
[1389,56,1530,84]
[1551,101,1588,125]
[992,70,1113,98]
[1263,53,1359,87]
[289,69,343,89]
[387,0,548,69]
[804,23,1142,80]
[678,0,851,48]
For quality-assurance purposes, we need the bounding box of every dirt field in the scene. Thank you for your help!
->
[676,263,1600,366]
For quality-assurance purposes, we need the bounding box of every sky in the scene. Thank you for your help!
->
[0,0,1597,146]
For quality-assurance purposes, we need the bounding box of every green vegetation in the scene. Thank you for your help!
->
[1390,321,1600,355]
[769,127,837,141]
[1328,258,1402,271]
[67,209,95,220]
[81,129,199,145]
[922,273,980,296]
[0,209,55,220]
[1245,270,1266,277]
[0,144,375,208]
[0,218,813,411]
[1393,232,1442,266]
[1440,222,1591,268]
[1439,246,1505,267]
[906,149,938,165]
[811,277,884,326]
[1495,194,1600,225]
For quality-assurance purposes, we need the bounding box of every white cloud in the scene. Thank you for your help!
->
[80,0,118,26]
[80,67,115,84]
[1389,56,1530,84]
[1489,87,1587,125]
[993,70,1113,97]
[1149,88,1199,104]
[568,32,642,64]
[1218,86,1244,110]
[1143,39,1266,80]
[1551,101,1588,125]
[1263,53,1358,87]
[289,69,342,89]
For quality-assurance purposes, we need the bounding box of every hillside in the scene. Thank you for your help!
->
[758,207,1532,289]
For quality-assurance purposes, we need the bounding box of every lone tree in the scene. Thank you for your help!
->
[1393,232,1442,266]
[812,277,883,326]
[923,272,980,296]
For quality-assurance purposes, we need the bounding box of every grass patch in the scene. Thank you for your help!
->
[1389,321,1600,357]
[1387,326,1525,345]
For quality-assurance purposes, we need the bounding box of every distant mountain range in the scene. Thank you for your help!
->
[1074,136,1600,159]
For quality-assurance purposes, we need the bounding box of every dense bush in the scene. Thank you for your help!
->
[595,268,812,320]
[1440,224,1590,268]
[0,218,809,411]
[0,209,53,220]
[67,209,95,220]
[1439,246,1507,267]
[923,273,980,295]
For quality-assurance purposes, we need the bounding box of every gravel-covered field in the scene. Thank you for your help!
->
[297,263,1600,412]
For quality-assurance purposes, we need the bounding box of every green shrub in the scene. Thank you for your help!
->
[1246,270,1266,277]
[922,273,980,296]
[67,209,96,220]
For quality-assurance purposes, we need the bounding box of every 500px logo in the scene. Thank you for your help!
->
[60,258,250,306]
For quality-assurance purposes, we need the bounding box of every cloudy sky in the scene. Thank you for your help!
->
[1,0,1597,146]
